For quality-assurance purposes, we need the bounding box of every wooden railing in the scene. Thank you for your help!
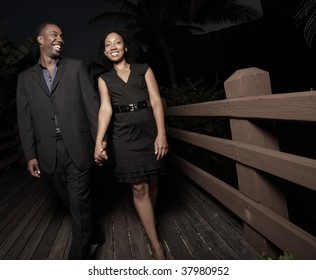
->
[0,128,23,171]
[165,67,316,259]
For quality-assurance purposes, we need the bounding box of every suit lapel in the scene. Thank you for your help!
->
[32,65,51,97]
[51,58,67,94]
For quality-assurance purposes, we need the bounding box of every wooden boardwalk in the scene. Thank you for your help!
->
[0,163,259,260]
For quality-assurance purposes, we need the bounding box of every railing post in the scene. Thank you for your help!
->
[224,67,289,258]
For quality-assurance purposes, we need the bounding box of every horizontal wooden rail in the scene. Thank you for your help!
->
[167,127,316,191]
[0,152,24,170]
[165,68,316,258]
[169,153,316,260]
[165,91,316,122]
[0,140,20,153]
[0,129,23,171]
[0,130,18,139]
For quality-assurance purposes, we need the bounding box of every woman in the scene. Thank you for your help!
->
[94,30,168,260]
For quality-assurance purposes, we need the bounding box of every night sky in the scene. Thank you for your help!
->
[1,0,262,63]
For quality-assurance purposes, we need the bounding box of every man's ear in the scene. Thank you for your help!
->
[37,36,43,45]
[125,47,128,52]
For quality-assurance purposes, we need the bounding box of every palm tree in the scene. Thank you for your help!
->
[294,0,316,49]
[90,0,259,85]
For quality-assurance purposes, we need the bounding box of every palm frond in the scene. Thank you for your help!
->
[186,0,259,25]
[172,24,205,34]
[89,12,137,26]
[294,0,316,48]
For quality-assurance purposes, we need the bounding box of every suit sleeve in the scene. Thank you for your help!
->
[78,61,100,141]
[16,73,37,161]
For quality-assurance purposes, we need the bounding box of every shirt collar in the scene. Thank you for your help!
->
[38,58,60,69]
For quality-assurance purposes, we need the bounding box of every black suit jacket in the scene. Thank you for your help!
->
[17,58,100,173]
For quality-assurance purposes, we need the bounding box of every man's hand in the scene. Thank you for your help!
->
[94,141,108,166]
[100,140,108,161]
[27,158,41,178]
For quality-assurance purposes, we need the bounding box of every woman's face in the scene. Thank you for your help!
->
[104,32,127,62]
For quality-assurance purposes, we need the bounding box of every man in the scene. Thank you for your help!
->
[16,22,105,259]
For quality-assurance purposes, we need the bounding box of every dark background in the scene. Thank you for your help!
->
[1,0,262,64]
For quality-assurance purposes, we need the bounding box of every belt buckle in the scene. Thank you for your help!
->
[129,104,135,112]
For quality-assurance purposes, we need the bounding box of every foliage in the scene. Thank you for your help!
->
[160,78,230,138]
[0,37,34,82]
[161,79,237,187]
[0,22,35,128]
[91,0,259,30]
[261,251,294,260]
[294,0,316,49]
[161,78,225,106]
[278,251,294,260]
[90,0,259,85]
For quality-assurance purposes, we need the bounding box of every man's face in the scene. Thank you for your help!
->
[37,24,64,58]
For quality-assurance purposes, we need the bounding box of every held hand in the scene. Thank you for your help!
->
[27,158,41,178]
[94,141,108,166]
[154,134,168,160]
[100,141,108,161]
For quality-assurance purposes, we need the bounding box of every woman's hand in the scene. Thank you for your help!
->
[154,134,168,160]
[94,141,108,165]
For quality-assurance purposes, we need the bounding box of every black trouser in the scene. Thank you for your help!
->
[51,139,92,260]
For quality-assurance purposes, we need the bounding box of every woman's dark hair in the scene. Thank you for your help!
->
[97,29,139,67]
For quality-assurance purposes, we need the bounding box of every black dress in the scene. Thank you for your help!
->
[100,63,167,183]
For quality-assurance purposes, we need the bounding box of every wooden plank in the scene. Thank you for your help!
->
[16,195,60,260]
[156,223,173,260]
[0,163,27,188]
[0,130,17,139]
[166,91,316,122]
[0,168,40,211]
[155,207,193,260]
[0,176,35,221]
[0,185,54,259]
[122,188,152,260]
[168,207,207,259]
[167,128,316,191]
[0,179,50,240]
[0,140,20,153]
[0,164,30,196]
[179,172,242,233]
[178,197,240,259]
[179,177,259,259]
[237,143,316,191]
[94,180,116,260]
[32,204,66,260]
[170,154,316,259]
[0,161,266,260]
[111,185,132,260]
[96,208,114,260]
[0,151,24,170]
[161,177,235,260]
[47,214,72,260]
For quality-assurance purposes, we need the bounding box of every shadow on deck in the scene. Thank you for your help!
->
[0,163,259,260]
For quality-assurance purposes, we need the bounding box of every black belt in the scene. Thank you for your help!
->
[113,99,151,113]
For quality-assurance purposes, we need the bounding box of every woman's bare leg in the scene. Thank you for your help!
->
[131,182,165,259]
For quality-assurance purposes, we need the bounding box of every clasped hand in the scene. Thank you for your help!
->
[94,141,108,166]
